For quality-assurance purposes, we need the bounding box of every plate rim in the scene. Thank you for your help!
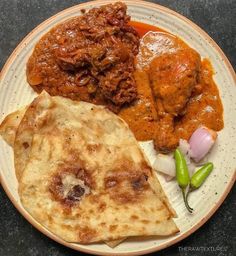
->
[0,0,235,255]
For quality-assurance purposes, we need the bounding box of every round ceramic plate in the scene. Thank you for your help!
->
[0,0,235,255]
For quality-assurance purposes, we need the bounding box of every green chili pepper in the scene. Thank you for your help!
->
[174,149,190,188]
[186,162,214,211]
[174,149,193,213]
[190,162,214,189]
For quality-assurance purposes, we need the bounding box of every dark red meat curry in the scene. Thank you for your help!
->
[27,2,224,152]
[27,2,139,112]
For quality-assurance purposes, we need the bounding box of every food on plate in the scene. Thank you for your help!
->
[0,91,179,244]
[27,2,139,112]
[0,1,226,248]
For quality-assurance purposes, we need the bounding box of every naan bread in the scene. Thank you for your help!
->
[0,91,179,244]
[0,107,26,147]
[0,106,29,181]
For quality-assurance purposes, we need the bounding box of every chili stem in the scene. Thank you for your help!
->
[182,189,193,213]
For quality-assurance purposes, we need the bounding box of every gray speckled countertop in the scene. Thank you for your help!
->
[0,1,235,255]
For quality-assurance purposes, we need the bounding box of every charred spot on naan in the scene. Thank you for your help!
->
[86,143,102,153]
[49,167,94,207]
[104,162,152,204]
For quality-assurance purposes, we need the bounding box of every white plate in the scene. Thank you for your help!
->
[0,0,235,255]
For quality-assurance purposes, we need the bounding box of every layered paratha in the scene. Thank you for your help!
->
[0,91,179,244]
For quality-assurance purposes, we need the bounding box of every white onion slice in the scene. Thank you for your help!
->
[164,174,174,182]
[178,139,190,156]
[189,126,217,162]
[153,154,176,178]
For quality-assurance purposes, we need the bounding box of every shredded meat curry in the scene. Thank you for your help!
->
[27,2,139,112]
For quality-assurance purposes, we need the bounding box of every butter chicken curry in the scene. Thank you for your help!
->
[27,2,223,153]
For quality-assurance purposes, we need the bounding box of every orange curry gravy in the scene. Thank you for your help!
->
[119,21,223,151]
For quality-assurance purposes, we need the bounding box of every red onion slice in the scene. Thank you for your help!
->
[189,126,217,162]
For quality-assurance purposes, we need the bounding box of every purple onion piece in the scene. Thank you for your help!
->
[189,126,217,162]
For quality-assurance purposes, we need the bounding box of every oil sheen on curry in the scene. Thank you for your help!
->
[26,2,223,153]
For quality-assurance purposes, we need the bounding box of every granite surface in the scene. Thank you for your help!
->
[0,0,235,255]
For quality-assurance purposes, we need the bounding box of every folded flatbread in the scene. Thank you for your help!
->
[0,91,179,244]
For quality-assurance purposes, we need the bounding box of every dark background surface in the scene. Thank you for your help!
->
[0,0,235,255]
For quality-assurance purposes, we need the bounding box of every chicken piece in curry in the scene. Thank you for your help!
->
[149,48,201,152]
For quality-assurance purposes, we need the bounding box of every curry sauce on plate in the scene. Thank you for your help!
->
[120,22,223,152]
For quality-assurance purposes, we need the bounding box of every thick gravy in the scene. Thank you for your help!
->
[119,22,223,151]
